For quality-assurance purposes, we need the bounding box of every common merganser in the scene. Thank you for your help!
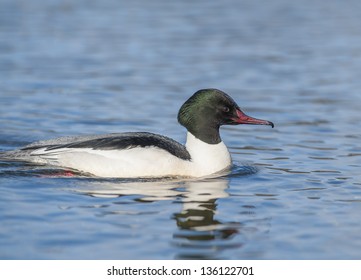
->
[1,89,274,178]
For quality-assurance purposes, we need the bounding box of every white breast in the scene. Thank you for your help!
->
[184,132,232,177]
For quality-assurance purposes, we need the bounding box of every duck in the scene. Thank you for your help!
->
[1,89,274,178]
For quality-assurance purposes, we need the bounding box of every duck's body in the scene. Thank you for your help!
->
[1,89,273,178]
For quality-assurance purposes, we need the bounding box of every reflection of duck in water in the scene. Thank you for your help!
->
[174,179,238,241]
[2,89,273,178]
[78,176,246,259]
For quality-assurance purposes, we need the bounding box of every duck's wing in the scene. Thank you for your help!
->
[27,132,191,161]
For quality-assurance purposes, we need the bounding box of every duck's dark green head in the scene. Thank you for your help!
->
[178,89,274,144]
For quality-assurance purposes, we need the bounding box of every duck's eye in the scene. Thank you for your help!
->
[222,106,230,113]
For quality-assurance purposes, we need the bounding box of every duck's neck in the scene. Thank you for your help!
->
[185,132,232,176]
[187,125,221,144]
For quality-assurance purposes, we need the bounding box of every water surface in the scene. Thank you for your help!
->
[1,0,361,259]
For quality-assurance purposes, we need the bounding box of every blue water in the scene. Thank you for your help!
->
[1,0,361,259]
